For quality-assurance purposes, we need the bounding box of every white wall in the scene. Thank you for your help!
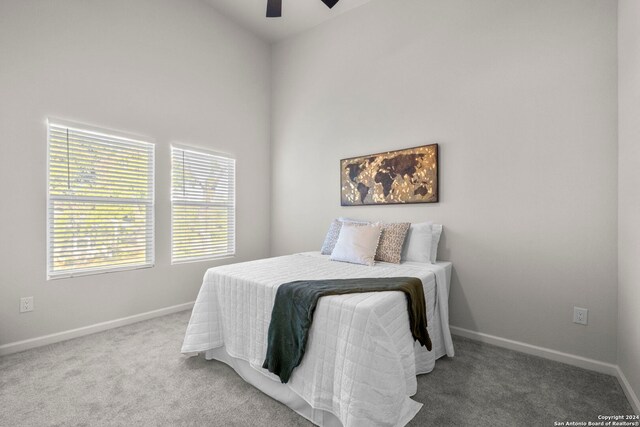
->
[0,0,271,345]
[271,0,618,362]
[618,0,640,410]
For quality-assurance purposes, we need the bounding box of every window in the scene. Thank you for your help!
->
[171,146,235,263]
[47,120,154,279]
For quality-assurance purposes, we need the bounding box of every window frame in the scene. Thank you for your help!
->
[46,118,155,280]
[170,144,236,265]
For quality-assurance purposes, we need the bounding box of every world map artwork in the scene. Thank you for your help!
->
[340,144,439,206]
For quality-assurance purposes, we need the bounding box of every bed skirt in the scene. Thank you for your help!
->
[204,345,447,427]
[205,346,345,427]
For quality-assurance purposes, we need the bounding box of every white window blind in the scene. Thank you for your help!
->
[171,146,235,263]
[47,120,155,279]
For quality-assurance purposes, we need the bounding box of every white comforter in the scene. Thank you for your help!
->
[181,252,454,427]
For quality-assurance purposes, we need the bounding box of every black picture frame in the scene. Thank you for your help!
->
[340,143,439,206]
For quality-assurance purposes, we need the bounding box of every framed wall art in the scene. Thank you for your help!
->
[340,144,439,206]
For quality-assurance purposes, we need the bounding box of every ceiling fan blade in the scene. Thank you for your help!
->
[320,0,340,8]
[266,0,282,17]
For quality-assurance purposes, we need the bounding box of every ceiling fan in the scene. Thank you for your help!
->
[266,0,340,17]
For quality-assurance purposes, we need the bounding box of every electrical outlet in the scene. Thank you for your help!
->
[573,307,588,325]
[20,297,34,313]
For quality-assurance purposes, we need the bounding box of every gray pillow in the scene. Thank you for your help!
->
[320,219,342,255]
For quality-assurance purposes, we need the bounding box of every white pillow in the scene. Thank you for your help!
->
[320,218,369,255]
[330,223,382,266]
[401,222,434,263]
[430,224,443,263]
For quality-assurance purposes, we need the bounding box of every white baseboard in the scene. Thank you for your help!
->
[449,325,618,376]
[450,326,640,413]
[616,366,640,415]
[0,302,195,356]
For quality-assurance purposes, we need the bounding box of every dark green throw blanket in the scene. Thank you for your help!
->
[262,277,432,383]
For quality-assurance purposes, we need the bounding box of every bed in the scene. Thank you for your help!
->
[181,251,454,427]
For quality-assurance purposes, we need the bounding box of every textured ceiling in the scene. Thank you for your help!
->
[204,0,373,42]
